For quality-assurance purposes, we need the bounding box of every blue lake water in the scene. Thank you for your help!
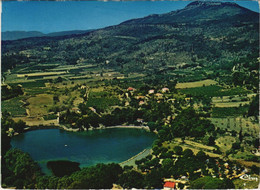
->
[11,128,156,174]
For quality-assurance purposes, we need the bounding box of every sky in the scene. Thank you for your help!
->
[2,1,259,33]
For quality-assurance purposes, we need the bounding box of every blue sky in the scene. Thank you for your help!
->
[2,1,259,33]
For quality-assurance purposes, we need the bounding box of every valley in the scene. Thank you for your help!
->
[1,1,259,189]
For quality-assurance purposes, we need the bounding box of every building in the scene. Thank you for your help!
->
[155,93,163,99]
[139,101,145,106]
[127,87,135,91]
[164,178,189,190]
[136,95,145,100]
[148,89,155,94]
[162,87,170,93]
[163,181,175,190]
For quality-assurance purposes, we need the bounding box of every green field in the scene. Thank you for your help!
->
[2,97,26,116]
[176,79,217,89]
[233,177,259,189]
[210,117,258,137]
[179,85,250,97]
[12,80,47,88]
[212,106,248,117]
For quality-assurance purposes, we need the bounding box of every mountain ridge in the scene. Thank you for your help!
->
[121,1,258,25]
[1,30,94,41]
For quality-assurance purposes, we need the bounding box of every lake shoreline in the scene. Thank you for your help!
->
[119,148,152,167]
[14,123,151,137]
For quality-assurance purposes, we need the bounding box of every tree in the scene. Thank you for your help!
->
[232,142,240,150]
[161,158,174,177]
[68,163,123,189]
[196,151,207,161]
[207,136,215,146]
[251,165,260,174]
[190,176,234,189]
[183,149,194,158]
[13,120,26,133]
[144,168,164,189]
[147,121,158,132]
[118,170,144,188]
[170,108,214,138]
[248,96,259,120]
[173,146,183,155]
[3,149,41,188]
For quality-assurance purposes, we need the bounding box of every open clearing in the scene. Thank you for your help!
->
[215,136,236,153]
[163,139,221,158]
[175,79,217,89]
[27,94,53,117]
[213,101,250,107]
[13,117,58,126]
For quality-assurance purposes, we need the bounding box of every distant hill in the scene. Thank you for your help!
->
[46,30,95,37]
[2,31,45,41]
[2,30,93,41]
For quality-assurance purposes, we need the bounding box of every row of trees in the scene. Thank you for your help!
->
[1,84,23,100]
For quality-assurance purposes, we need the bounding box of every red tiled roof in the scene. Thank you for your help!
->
[164,182,175,188]
[127,87,134,91]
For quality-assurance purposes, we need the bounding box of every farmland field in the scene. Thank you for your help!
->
[213,101,250,107]
[179,85,251,97]
[215,136,236,152]
[17,71,66,77]
[212,106,249,117]
[176,79,217,89]
[210,117,259,137]
[27,94,54,117]
[2,97,27,116]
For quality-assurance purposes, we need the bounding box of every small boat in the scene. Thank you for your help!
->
[64,144,67,147]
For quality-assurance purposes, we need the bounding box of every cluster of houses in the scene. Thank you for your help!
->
[162,158,259,190]
[126,86,170,103]
[163,177,189,190]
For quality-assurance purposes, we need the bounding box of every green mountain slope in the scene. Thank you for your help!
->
[2,1,259,74]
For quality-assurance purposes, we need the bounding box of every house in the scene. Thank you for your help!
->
[137,118,144,123]
[163,181,175,190]
[148,89,155,94]
[136,95,145,100]
[139,101,145,106]
[127,87,135,91]
[164,178,189,190]
[89,107,96,113]
[125,101,130,106]
[155,93,163,99]
[162,87,170,93]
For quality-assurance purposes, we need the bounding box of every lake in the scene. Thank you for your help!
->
[11,128,156,174]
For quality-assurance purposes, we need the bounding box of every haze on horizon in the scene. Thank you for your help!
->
[2,1,259,33]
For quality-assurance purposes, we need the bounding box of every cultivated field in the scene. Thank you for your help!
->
[27,94,54,117]
[176,79,217,89]
[210,117,259,137]
[17,71,66,78]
